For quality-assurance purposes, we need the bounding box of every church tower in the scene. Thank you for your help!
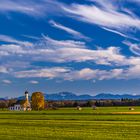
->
[23,90,31,111]
[25,90,29,101]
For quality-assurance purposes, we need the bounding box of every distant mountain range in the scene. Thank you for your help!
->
[45,92,140,100]
[1,92,140,101]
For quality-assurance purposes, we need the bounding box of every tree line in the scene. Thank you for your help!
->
[46,98,140,108]
[0,95,140,110]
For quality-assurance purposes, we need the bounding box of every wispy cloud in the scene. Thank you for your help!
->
[14,67,118,80]
[0,34,33,46]
[102,27,139,41]
[2,79,12,84]
[0,35,139,66]
[13,66,140,81]
[42,35,86,49]
[64,68,124,81]
[0,35,126,65]
[29,80,39,84]
[15,67,70,78]
[2,35,140,81]
[0,0,139,41]
[62,1,140,39]
[123,40,140,56]
[49,20,91,40]
[102,27,131,38]
[0,0,64,17]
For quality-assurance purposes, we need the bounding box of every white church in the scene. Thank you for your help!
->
[9,91,31,111]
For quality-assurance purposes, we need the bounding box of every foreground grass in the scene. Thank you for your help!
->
[0,107,140,140]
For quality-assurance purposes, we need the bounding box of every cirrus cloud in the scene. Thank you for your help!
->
[49,20,91,41]
[1,35,140,82]
[2,79,12,84]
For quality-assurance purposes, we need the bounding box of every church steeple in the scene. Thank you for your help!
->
[25,90,29,101]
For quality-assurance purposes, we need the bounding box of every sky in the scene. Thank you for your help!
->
[0,0,140,97]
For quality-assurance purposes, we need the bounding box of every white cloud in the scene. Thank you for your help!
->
[42,35,86,49]
[0,0,41,16]
[102,27,128,38]
[13,66,140,81]
[125,65,140,79]
[15,67,70,78]
[102,27,139,41]
[123,41,140,56]
[29,80,39,84]
[0,1,140,84]
[0,0,139,38]
[14,67,121,80]
[0,0,64,17]
[0,1,139,41]
[0,35,138,66]
[26,36,129,66]
[0,66,9,73]
[1,35,140,81]
[2,79,12,84]
[33,39,127,66]
[0,34,33,46]
[49,20,90,40]
[63,68,124,81]
[0,44,23,55]
[62,2,140,37]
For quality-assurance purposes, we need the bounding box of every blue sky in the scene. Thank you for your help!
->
[0,0,140,97]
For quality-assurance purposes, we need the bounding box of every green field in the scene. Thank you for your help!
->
[0,107,140,140]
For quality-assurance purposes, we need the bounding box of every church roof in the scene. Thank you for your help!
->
[25,90,29,94]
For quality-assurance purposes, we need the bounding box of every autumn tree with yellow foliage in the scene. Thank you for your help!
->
[31,92,45,110]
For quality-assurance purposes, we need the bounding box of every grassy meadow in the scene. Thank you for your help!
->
[0,107,140,140]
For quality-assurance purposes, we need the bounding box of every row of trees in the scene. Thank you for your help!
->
[0,99,17,109]
[46,99,140,108]
[0,95,140,110]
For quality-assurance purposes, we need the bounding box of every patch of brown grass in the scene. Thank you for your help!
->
[112,112,140,115]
